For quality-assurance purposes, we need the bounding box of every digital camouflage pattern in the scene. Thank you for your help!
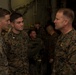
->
[52,29,76,75]
[5,30,29,75]
[0,35,8,75]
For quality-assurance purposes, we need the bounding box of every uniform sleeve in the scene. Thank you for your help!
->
[68,40,76,74]
[0,41,8,75]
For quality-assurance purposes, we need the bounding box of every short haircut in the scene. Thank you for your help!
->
[58,8,74,22]
[0,8,10,18]
[28,29,37,37]
[10,12,23,22]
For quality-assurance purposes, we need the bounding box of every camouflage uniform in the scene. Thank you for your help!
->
[52,29,76,75]
[0,35,8,75]
[5,30,29,75]
[27,37,44,75]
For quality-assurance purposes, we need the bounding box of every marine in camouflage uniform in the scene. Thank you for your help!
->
[52,29,76,75]
[46,33,59,75]
[4,12,29,75]
[0,8,10,75]
[52,8,76,75]
[5,30,29,75]
[27,29,45,75]
[45,23,59,75]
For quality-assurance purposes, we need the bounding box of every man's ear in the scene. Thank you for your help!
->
[64,18,69,25]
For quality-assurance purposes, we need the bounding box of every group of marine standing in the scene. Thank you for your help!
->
[0,7,76,75]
